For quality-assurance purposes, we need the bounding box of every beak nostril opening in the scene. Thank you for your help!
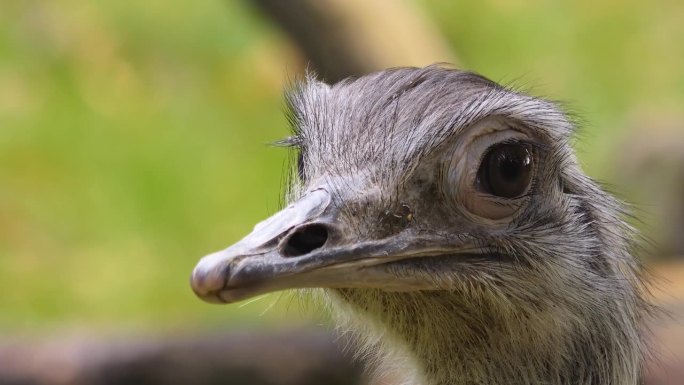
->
[283,224,329,257]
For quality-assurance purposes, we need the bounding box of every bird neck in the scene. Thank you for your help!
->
[327,289,643,385]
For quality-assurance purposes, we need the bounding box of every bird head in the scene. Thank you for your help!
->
[190,66,648,384]
[192,66,629,302]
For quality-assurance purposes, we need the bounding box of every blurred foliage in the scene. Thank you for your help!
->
[0,0,682,331]
[0,0,298,330]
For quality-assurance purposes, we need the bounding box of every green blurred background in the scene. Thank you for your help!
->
[1,0,682,337]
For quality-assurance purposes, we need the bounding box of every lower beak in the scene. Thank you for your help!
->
[191,189,479,304]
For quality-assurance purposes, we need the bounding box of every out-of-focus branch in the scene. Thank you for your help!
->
[0,330,363,385]
[249,0,457,83]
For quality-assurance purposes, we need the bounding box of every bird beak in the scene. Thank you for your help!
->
[191,188,478,304]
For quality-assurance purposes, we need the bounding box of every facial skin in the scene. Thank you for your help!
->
[190,67,648,385]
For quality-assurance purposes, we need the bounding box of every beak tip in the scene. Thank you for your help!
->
[190,255,229,302]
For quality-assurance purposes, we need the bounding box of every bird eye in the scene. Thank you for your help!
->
[477,143,533,198]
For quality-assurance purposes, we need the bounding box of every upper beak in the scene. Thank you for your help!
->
[191,188,478,304]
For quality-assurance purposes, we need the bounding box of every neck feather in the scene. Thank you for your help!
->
[324,286,645,385]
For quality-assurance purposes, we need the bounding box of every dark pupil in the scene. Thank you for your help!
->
[480,143,532,198]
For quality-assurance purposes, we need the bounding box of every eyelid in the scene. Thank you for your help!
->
[444,127,544,221]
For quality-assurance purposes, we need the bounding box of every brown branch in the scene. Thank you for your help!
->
[0,330,363,385]
[249,0,457,83]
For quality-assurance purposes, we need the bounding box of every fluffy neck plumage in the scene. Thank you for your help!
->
[325,286,644,385]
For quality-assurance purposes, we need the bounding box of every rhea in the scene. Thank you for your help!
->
[191,67,650,385]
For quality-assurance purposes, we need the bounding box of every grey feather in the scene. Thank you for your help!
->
[282,66,654,385]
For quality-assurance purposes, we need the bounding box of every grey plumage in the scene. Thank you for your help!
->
[192,66,653,385]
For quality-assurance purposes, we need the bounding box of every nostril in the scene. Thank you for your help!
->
[283,224,329,257]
